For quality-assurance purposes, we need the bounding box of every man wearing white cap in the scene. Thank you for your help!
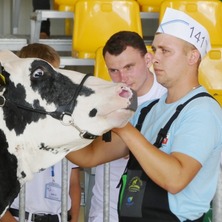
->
[66,8,222,222]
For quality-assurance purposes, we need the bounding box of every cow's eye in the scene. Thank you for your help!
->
[32,68,44,79]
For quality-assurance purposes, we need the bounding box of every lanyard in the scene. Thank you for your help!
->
[51,166,55,182]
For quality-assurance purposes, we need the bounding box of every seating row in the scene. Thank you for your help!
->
[53,0,222,59]
[54,0,171,13]
[32,1,222,58]
[53,0,162,35]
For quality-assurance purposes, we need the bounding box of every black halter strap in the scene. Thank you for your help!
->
[1,74,91,121]
[49,73,90,120]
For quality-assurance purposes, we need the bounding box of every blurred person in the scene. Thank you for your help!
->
[17,43,60,68]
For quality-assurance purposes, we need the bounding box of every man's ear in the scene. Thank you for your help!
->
[188,49,200,65]
[145,52,153,68]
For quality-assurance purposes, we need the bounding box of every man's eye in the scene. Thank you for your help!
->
[162,49,169,53]
[125,65,133,71]
[109,69,118,73]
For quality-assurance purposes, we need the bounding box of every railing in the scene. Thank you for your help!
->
[18,159,69,222]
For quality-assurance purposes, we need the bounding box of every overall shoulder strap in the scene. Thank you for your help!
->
[135,99,159,131]
[124,99,159,170]
[153,92,215,148]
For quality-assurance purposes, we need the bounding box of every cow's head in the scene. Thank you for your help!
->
[0,50,137,217]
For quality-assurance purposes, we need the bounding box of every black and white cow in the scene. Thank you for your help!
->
[0,50,137,217]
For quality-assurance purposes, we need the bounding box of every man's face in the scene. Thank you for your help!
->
[152,34,190,89]
[104,46,151,95]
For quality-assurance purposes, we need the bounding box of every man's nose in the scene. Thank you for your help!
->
[152,53,159,64]
[120,71,128,83]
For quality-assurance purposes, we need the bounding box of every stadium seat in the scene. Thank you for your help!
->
[94,47,111,81]
[146,45,153,53]
[137,0,165,12]
[198,47,222,106]
[159,0,222,46]
[54,0,76,9]
[72,0,143,58]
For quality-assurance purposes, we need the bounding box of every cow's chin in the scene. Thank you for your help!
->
[107,109,134,128]
[89,109,134,135]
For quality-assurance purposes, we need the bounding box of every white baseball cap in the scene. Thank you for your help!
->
[156,7,211,58]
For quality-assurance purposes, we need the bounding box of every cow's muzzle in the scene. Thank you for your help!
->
[128,89,137,111]
[117,86,137,112]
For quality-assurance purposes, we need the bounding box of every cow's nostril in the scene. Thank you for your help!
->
[89,108,97,117]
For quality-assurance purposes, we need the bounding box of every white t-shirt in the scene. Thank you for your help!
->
[11,160,77,222]
[88,74,167,222]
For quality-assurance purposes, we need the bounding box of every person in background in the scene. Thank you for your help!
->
[88,31,166,222]
[67,8,222,221]
[17,43,60,68]
[0,43,81,222]
[33,0,50,39]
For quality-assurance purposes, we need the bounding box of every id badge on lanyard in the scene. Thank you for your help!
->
[45,165,62,201]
